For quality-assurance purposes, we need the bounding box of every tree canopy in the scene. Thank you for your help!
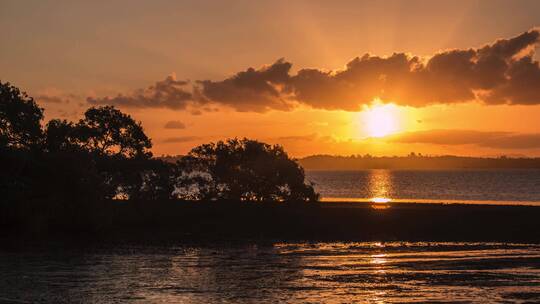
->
[1,81,320,234]
[76,106,152,158]
[1,82,319,204]
[0,82,43,149]
[178,138,319,202]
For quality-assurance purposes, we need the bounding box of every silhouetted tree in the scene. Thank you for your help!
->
[132,158,176,200]
[66,106,159,200]
[1,82,320,237]
[0,82,44,149]
[44,119,80,153]
[177,138,319,202]
[77,106,152,158]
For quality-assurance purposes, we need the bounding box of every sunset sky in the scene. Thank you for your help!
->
[2,0,540,157]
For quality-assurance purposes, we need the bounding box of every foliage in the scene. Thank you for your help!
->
[1,82,319,236]
[76,106,152,158]
[178,138,319,202]
[44,119,80,153]
[0,82,44,149]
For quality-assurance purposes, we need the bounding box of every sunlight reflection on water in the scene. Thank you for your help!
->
[368,169,392,202]
[309,169,540,206]
[1,242,540,303]
[369,170,392,208]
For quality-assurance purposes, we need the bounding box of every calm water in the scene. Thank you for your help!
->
[1,243,540,303]
[3,171,540,303]
[306,169,540,205]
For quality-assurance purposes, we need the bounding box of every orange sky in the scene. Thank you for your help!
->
[2,0,540,157]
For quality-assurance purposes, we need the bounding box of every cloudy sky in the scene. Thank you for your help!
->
[2,0,540,157]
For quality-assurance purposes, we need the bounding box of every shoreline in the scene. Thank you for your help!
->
[3,200,540,244]
[321,198,540,207]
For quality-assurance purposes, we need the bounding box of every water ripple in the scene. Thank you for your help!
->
[1,242,539,303]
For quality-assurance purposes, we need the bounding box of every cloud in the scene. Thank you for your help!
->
[275,133,339,145]
[289,29,540,109]
[387,129,540,149]
[35,88,78,104]
[481,133,540,149]
[162,136,201,143]
[87,29,540,112]
[36,95,67,104]
[87,75,195,110]
[195,58,294,112]
[388,129,507,145]
[164,120,186,129]
[277,133,319,141]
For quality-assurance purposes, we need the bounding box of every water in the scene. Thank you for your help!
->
[306,169,540,205]
[3,171,539,303]
[1,242,540,303]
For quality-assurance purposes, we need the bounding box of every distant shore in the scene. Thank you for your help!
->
[4,201,540,244]
[160,154,540,170]
[298,155,540,170]
[321,198,540,206]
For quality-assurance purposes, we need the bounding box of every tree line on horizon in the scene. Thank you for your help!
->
[160,151,540,171]
[298,154,540,170]
[0,82,318,233]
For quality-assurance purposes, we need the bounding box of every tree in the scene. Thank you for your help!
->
[0,82,44,149]
[177,138,319,202]
[77,106,152,158]
[44,119,80,153]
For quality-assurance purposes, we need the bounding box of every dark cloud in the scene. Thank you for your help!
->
[277,133,318,141]
[389,130,507,145]
[483,55,540,105]
[481,133,540,149]
[162,136,201,143]
[164,120,187,129]
[289,29,540,109]
[290,53,423,110]
[36,94,74,104]
[87,29,540,112]
[387,129,540,150]
[190,109,203,115]
[195,58,294,112]
[275,133,338,144]
[36,95,64,104]
[87,76,195,110]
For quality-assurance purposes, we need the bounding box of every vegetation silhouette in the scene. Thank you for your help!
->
[178,139,319,202]
[0,82,43,149]
[2,81,540,243]
[1,81,318,236]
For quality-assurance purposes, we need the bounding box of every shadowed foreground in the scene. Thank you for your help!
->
[5,202,539,244]
[2,242,540,303]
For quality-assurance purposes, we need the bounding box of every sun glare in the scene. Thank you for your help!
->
[362,103,400,138]
[371,197,391,203]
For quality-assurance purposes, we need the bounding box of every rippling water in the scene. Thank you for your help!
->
[1,243,540,303]
[306,169,540,205]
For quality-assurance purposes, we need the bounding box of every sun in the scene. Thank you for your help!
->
[362,103,400,138]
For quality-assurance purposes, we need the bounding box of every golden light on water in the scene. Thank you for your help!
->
[370,253,388,265]
[371,203,391,209]
[371,197,391,203]
[369,170,392,209]
[320,169,395,207]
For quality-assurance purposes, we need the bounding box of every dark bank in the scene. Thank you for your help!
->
[4,201,540,244]
[2,81,540,245]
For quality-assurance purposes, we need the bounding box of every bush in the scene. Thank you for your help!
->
[177,138,319,203]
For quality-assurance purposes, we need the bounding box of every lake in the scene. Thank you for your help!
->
[306,169,540,205]
[1,242,540,303]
